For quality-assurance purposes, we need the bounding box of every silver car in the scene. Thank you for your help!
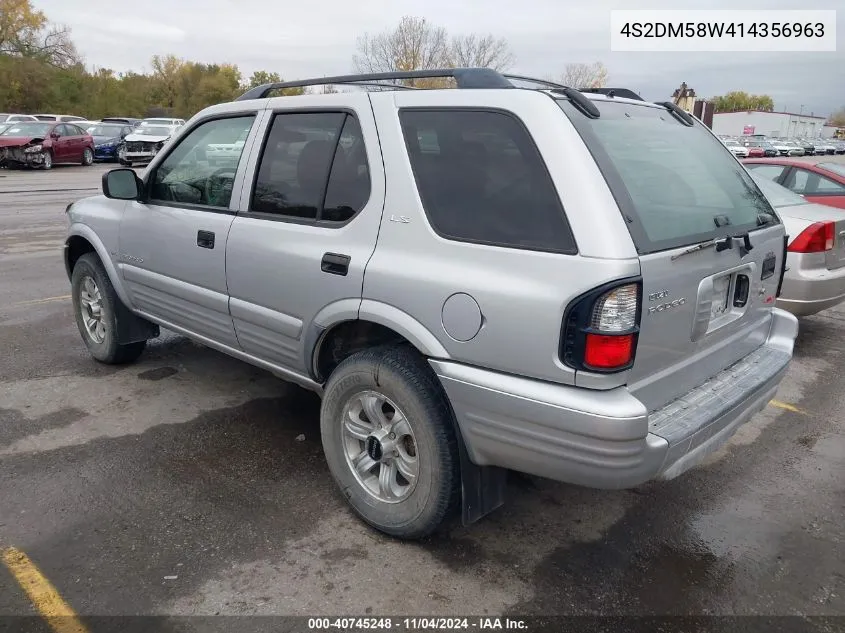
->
[63,69,798,538]
[752,174,845,316]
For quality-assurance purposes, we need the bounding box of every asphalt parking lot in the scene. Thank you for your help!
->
[1,160,845,624]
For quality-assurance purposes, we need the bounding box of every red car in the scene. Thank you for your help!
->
[0,120,95,170]
[745,145,765,158]
[743,158,845,210]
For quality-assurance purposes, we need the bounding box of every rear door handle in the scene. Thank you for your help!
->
[197,230,215,249]
[321,252,350,276]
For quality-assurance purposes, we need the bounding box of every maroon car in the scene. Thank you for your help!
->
[0,121,95,170]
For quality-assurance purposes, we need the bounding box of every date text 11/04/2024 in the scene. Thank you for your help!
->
[307,617,529,630]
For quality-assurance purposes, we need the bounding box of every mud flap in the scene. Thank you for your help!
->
[114,297,160,344]
[458,439,507,525]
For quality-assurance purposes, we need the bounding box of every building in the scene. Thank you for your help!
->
[671,82,714,128]
[821,125,838,139]
[712,110,827,138]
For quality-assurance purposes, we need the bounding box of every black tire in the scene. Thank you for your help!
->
[320,345,461,539]
[71,252,146,364]
[82,147,94,166]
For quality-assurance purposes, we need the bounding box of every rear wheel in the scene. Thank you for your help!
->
[320,345,461,539]
[71,253,146,364]
[81,147,94,166]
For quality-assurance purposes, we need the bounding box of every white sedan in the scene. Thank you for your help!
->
[724,139,749,158]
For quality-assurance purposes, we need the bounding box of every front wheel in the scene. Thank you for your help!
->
[71,253,146,364]
[40,150,53,170]
[320,345,461,539]
[81,147,94,166]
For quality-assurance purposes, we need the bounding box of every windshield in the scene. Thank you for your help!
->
[142,119,172,126]
[88,124,123,137]
[819,163,845,177]
[0,122,53,137]
[136,126,172,136]
[751,173,809,207]
[725,140,740,146]
[557,99,776,253]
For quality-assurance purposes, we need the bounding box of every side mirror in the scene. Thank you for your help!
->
[102,168,141,200]
[51,131,60,139]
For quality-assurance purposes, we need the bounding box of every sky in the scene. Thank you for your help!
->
[32,0,844,117]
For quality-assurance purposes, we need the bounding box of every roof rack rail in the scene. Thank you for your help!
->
[501,74,569,90]
[235,68,513,100]
[579,87,644,101]
[657,101,695,127]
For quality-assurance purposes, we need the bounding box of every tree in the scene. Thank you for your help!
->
[245,70,281,89]
[353,16,514,80]
[0,0,79,68]
[710,91,774,113]
[353,16,450,75]
[556,62,608,89]
[449,33,513,71]
[828,107,845,127]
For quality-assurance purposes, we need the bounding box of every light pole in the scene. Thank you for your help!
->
[799,104,805,116]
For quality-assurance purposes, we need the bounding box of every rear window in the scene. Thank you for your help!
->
[400,109,576,254]
[558,99,776,254]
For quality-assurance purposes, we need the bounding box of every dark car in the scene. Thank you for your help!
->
[85,122,133,161]
[797,139,816,156]
[0,121,94,170]
[761,141,779,157]
[100,117,141,128]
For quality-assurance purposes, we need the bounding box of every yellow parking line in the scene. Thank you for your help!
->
[769,400,806,415]
[1,547,89,633]
[12,295,72,306]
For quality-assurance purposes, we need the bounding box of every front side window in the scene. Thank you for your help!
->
[150,115,255,209]
[399,109,576,254]
[251,112,371,222]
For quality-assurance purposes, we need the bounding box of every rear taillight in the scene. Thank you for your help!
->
[788,221,834,253]
[561,280,641,373]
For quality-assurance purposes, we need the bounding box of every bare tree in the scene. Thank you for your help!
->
[449,33,514,71]
[353,16,450,74]
[0,0,80,68]
[557,62,608,89]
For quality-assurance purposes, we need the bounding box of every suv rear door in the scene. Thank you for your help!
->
[560,98,787,412]
[225,93,385,377]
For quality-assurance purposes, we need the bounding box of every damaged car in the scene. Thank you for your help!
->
[118,124,180,166]
[0,121,94,170]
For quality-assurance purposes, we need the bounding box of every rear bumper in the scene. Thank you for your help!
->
[432,308,797,489]
[778,256,845,316]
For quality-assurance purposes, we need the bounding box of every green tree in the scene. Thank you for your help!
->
[711,91,775,113]
[828,107,845,127]
[245,70,281,89]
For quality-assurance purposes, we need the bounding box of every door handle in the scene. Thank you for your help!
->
[197,230,215,249]
[321,252,350,276]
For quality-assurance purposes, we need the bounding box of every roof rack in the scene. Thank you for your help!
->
[233,67,658,122]
[236,68,513,101]
[579,87,644,101]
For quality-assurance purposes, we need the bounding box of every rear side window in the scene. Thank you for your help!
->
[400,109,576,254]
[559,100,776,254]
[744,164,787,182]
[251,112,371,222]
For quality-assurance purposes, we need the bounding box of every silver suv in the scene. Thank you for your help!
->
[64,69,798,539]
